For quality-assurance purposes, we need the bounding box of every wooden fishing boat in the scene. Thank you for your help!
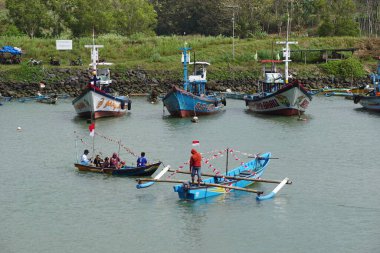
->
[244,60,312,116]
[72,42,131,119]
[163,46,226,117]
[74,162,161,177]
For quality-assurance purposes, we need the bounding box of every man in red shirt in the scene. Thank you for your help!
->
[190,149,202,186]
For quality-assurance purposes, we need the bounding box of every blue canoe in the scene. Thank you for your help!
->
[172,152,271,200]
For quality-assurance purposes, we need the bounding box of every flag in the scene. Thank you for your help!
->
[192,140,199,146]
[89,123,95,137]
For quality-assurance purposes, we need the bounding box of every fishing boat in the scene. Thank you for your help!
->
[353,57,380,111]
[72,42,131,119]
[163,45,226,117]
[137,149,291,201]
[74,162,161,176]
[244,18,312,116]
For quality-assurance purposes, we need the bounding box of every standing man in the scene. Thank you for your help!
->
[190,149,202,186]
[137,152,148,167]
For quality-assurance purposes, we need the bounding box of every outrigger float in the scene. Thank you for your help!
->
[136,150,291,201]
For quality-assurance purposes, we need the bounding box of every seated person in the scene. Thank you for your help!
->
[137,152,148,167]
[93,155,103,167]
[101,157,110,168]
[110,152,120,168]
[80,149,91,165]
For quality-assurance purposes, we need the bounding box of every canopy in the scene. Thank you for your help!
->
[0,46,22,55]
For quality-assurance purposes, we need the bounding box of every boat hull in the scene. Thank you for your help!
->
[163,86,225,117]
[245,82,312,116]
[354,95,380,111]
[72,86,130,119]
[173,153,271,200]
[74,162,161,177]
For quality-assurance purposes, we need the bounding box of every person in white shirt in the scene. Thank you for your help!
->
[80,149,91,165]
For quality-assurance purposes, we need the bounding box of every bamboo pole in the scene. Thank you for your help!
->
[136,178,264,194]
[168,169,292,184]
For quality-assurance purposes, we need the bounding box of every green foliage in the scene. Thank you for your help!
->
[3,62,44,82]
[320,57,366,79]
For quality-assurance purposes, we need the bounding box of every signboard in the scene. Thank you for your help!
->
[56,40,72,50]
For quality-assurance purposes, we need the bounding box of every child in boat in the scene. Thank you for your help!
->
[101,157,110,168]
[93,154,103,167]
[137,152,148,167]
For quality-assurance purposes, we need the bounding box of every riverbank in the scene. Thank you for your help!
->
[0,67,372,98]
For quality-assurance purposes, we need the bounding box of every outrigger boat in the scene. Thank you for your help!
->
[136,150,291,201]
[74,162,161,177]
[72,40,131,119]
[163,45,226,117]
[353,57,380,111]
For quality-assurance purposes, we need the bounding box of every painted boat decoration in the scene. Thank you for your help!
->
[74,162,161,177]
[72,42,131,119]
[353,57,380,111]
[163,45,226,117]
[244,60,312,116]
[136,149,291,201]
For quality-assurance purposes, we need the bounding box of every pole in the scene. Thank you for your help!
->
[225,5,239,60]
[226,147,229,174]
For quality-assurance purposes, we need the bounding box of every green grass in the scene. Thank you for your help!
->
[0,35,378,81]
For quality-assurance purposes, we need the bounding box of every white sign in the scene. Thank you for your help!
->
[56,40,72,50]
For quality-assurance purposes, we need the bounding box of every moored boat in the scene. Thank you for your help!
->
[163,45,226,117]
[244,60,312,116]
[72,42,131,119]
[353,57,380,111]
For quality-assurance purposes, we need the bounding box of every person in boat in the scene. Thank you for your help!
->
[110,152,121,168]
[91,71,100,87]
[101,157,110,168]
[189,149,202,186]
[93,154,103,167]
[80,149,91,165]
[137,152,148,167]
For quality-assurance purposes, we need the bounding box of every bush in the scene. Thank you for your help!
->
[320,57,366,79]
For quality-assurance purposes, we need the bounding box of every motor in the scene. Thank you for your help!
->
[49,56,60,66]
[28,58,42,66]
[70,57,82,66]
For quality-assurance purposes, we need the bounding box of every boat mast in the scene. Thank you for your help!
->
[225,147,229,174]
[180,43,191,91]
[85,29,103,71]
[276,13,297,84]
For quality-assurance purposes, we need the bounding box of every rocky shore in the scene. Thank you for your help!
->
[0,68,372,98]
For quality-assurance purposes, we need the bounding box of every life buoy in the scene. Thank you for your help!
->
[128,100,132,110]
[120,101,125,109]
[222,98,226,106]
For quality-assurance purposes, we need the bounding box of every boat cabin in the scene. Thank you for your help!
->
[260,60,284,93]
[187,62,210,95]
[370,57,380,96]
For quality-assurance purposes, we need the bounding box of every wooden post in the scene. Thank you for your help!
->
[226,147,229,174]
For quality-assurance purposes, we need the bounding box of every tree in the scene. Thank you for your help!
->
[6,0,52,38]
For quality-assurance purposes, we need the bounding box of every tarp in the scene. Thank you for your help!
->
[0,46,22,55]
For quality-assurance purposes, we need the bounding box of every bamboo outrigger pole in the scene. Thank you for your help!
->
[136,178,264,194]
[168,170,292,185]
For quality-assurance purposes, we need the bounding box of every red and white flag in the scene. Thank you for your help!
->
[89,123,95,137]
[192,140,200,146]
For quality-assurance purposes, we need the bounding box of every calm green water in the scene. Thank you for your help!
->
[1,96,379,253]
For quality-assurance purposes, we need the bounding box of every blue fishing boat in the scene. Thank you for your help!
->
[173,152,271,200]
[353,57,380,111]
[163,46,226,117]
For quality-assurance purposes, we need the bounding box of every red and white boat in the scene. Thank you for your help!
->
[72,43,131,119]
[245,29,312,116]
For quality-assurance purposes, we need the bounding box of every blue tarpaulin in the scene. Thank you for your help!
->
[0,46,22,55]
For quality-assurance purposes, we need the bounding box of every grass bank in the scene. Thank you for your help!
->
[1,35,379,82]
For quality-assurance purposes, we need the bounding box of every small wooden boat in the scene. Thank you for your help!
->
[163,46,226,117]
[74,162,161,177]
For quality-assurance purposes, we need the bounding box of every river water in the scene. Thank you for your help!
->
[0,96,379,253]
